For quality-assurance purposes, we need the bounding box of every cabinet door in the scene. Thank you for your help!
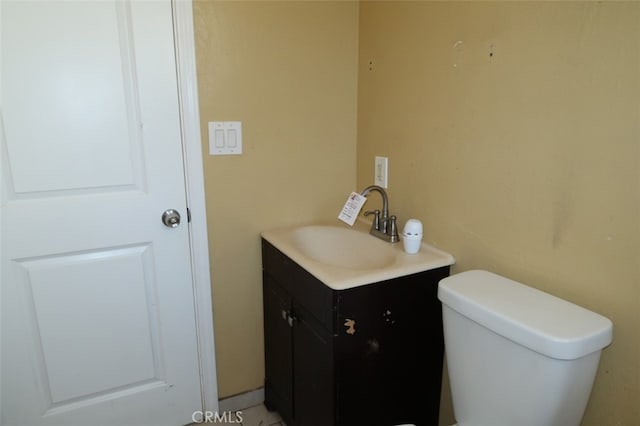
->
[335,268,448,425]
[263,276,293,422]
[293,302,335,426]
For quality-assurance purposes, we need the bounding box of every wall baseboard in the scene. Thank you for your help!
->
[218,388,265,412]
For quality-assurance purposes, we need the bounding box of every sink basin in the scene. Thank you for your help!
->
[262,220,455,290]
[290,225,396,270]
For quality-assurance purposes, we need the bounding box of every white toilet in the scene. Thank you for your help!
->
[438,270,613,426]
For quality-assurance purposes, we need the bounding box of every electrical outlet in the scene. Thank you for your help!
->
[374,156,388,188]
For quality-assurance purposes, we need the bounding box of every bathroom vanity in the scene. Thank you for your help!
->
[261,222,454,426]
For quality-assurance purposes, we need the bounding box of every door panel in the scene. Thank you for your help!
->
[22,245,160,404]
[3,1,144,196]
[1,2,202,425]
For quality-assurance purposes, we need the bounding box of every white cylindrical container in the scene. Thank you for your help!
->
[402,219,423,254]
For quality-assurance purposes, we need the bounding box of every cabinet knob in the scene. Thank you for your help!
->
[282,309,288,321]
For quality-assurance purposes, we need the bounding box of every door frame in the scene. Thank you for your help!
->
[173,0,219,413]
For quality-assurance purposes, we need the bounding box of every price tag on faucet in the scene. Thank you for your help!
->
[338,192,367,226]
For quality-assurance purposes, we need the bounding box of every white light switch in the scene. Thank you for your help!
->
[208,121,242,155]
[214,129,225,148]
[226,129,237,148]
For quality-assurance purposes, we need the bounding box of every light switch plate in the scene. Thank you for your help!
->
[209,121,242,155]
[375,156,388,188]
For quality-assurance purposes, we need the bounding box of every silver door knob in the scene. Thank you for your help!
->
[162,209,181,228]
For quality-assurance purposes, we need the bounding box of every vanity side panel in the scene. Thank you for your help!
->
[334,267,449,426]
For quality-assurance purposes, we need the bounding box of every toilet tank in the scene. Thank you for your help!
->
[438,270,613,426]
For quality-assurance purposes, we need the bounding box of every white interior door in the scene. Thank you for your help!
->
[1,2,203,425]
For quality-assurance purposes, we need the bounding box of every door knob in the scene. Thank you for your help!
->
[162,209,181,228]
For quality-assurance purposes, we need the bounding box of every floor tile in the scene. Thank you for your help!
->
[239,403,282,426]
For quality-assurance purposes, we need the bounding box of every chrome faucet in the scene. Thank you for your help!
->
[360,185,400,243]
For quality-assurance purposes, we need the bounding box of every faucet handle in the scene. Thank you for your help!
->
[388,215,400,243]
[364,209,381,231]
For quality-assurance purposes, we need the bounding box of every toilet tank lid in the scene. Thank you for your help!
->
[438,270,613,360]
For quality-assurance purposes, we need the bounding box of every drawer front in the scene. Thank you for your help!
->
[262,240,334,331]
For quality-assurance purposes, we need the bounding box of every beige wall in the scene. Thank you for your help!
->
[194,0,639,423]
[357,2,639,425]
[194,1,358,398]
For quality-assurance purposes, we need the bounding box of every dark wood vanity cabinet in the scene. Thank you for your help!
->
[262,239,449,426]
